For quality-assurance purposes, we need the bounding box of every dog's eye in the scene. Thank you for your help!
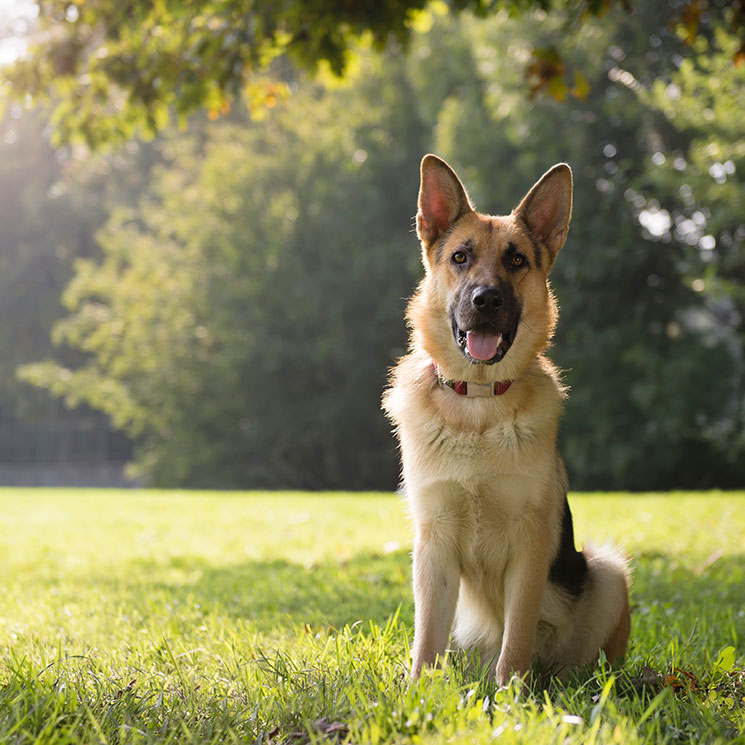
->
[510,253,526,268]
[452,251,468,265]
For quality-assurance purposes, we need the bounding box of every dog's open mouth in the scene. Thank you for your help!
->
[453,323,514,365]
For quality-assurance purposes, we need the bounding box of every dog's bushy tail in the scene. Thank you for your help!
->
[536,542,631,674]
[576,543,631,663]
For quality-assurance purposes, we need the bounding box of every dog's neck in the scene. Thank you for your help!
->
[432,362,512,397]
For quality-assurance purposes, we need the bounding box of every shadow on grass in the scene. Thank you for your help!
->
[127,550,414,633]
[167,548,744,651]
[50,547,745,646]
[630,551,745,659]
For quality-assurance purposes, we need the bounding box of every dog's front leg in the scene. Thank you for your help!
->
[410,509,461,677]
[495,519,550,686]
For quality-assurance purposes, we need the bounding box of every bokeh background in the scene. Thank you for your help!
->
[1,0,743,491]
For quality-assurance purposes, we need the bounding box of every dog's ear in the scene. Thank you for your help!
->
[417,154,473,250]
[514,163,573,265]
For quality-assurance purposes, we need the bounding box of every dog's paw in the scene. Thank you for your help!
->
[411,649,446,679]
[494,672,526,701]
[495,655,529,689]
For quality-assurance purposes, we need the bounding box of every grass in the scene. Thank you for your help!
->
[0,488,744,744]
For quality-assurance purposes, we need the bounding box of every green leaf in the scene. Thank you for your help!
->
[547,74,569,101]
[712,646,736,675]
[571,70,591,101]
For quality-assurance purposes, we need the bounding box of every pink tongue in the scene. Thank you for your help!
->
[466,330,500,360]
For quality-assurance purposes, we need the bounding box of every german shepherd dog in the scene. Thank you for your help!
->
[383,155,630,685]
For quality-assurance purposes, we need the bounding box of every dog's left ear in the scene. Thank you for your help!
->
[514,163,573,265]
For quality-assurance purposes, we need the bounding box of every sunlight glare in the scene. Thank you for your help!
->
[0,0,37,66]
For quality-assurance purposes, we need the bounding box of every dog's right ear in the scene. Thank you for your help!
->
[417,154,473,251]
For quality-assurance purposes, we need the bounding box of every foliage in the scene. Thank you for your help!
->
[415,5,743,488]
[642,24,745,464]
[21,52,425,488]
[0,108,73,422]
[1,489,745,743]
[4,0,744,147]
[0,106,152,461]
[18,6,745,489]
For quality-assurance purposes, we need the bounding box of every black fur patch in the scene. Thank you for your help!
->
[503,241,530,272]
[549,497,588,598]
[449,275,522,364]
[527,233,543,269]
[432,226,456,264]
[516,216,544,269]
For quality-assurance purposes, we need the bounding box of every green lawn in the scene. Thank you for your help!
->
[1,489,744,744]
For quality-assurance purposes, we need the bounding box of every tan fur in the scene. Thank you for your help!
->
[603,583,632,662]
[383,155,630,685]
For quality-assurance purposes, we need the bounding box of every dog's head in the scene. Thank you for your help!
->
[409,155,572,382]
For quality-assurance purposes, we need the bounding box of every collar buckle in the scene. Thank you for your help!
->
[466,381,495,397]
[433,362,512,398]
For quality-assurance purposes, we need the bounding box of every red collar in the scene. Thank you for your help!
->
[432,362,512,397]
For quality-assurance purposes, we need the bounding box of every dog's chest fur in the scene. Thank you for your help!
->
[385,354,565,605]
[387,354,564,486]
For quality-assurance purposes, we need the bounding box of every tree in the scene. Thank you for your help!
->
[641,24,745,467]
[405,4,741,488]
[4,0,744,148]
[0,106,153,468]
[20,8,745,489]
[21,52,427,488]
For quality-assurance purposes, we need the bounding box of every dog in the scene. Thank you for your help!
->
[382,155,630,685]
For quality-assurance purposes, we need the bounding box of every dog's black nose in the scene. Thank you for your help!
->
[472,286,503,313]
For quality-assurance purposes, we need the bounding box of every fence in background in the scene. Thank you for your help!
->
[0,411,134,487]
